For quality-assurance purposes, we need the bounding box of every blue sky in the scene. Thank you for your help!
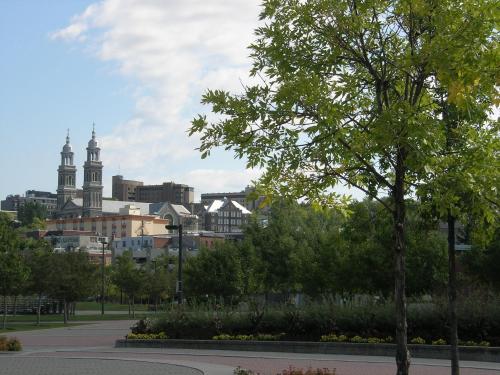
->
[0,0,262,200]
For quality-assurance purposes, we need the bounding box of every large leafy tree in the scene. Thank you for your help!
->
[464,229,500,291]
[184,242,243,302]
[24,239,55,325]
[190,1,497,373]
[17,201,47,228]
[112,251,146,317]
[0,213,29,329]
[47,252,96,324]
[144,256,176,310]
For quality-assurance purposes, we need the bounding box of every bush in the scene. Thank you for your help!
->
[213,333,284,341]
[145,300,500,345]
[0,336,7,351]
[131,318,154,334]
[280,367,336,375]
[0,336,22,351]
[410,337,426,345]
[349,335,367,343]
[320,334,348,342]
[431,338,447,345]
[233,367,256,375]
[7,338,22,351]
[126,332,168,340]
[232,366,337,375]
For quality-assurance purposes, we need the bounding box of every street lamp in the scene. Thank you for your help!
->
[165,224,183,304]
[98,236,108,315]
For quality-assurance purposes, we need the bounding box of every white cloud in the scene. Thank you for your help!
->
[52,0,262,196]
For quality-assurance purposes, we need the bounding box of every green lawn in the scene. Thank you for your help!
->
[0,322,84,333]
[2,313,152,324]
[75,302,149,311]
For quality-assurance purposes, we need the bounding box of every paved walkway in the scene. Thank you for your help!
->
[1,320,499,375]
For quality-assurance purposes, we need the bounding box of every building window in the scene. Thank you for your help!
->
[122,241,126,247]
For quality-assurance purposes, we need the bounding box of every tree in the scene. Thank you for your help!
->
[184,242,243,303]
[190,2,497,373]
[144,256,175,310]
[0,213,29,329]
[417,96,498,374]
[24,239,54,325]
[247,201,302,296]
[47,251,96,324]
[0,213,19,254]
[463,229,500,291]
[112,251,146,317]
[0,250,29,329]
[17,201,47,227]
[341,200,447,297]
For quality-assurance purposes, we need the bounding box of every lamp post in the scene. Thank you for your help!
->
[165,224,183,304]
[98,236,108,315]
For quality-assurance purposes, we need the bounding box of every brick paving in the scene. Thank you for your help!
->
[1,320,498,375]
[0,357,201,375]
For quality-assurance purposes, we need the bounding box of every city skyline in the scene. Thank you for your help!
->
[0,0,262,201]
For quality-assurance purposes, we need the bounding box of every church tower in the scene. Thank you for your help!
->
[57,130,77,210]
[82,125,103,217]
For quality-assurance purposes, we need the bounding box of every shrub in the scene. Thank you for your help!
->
[280,367,336,375]
[431,338,447,345]
[0,337,22,351]
[410,337,426,345]
[479,341,490,347]
[320,334,343,342]
[212,333,284,341]
[0,336,8,351]
[126,332,168,340]
[349,335,367,343]
[7,338,22,351]
[131,318,154,334]
[213,334,233,340]
[233,367,257,375]
[146,300,500,345]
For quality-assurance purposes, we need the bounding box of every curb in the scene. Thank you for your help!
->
[115,339,500,363]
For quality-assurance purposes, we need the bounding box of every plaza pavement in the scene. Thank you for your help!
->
[1,319,499,375]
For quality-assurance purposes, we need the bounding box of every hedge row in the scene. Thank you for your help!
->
[137,300,500,345]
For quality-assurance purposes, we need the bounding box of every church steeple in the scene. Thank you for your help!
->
[82,124,103,217]
[56,129,77,211]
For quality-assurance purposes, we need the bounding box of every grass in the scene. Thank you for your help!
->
[75,302,149,311]
[2,312,154,324]
[0,322,84,333]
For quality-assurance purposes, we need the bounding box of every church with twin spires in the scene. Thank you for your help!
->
[56,126,103,218]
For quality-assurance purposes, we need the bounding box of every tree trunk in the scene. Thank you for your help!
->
[13,296,17,317]
[132,296,136,319]
[63,300,68,324]
[2,295,7,329]
[36,293,42,326]
[394,149,410,375]
[448,212,460,375]
[128,297,131,317]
